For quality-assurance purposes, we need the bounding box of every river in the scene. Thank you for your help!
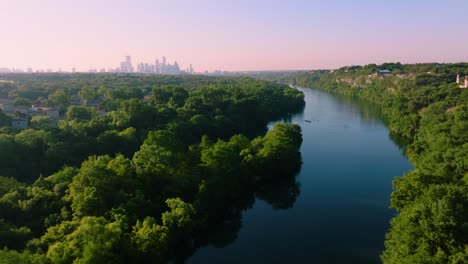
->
[188,87,413,263]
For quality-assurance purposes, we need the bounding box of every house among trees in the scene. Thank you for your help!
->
[376,69,392,76]
[44,107,60,118]
[11,117,28,129]
[0,102,14,112]
[12,106,29,114]
[456,74,468,88]
[0,98,11,106]
[370,69,392,77]
[30,106,60,119]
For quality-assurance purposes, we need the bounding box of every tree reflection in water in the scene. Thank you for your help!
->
[174,160,302,262]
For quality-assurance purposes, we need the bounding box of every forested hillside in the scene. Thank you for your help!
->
[286,63,468,263]
[0,74,305,263]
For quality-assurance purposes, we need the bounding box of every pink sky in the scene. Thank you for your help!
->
[1,0,467,72]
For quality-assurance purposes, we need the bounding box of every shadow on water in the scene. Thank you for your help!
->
[332,91,413,155]
[255,175,301,210]
[185,86,413,264]
[329,92,383,123]
[302,86,412,154]
[388,131,412,154]
[172,151,303,263]
[246,103,306,139]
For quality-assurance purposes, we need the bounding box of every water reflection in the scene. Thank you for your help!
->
[388,132,411,154]
[295,86,383,124]
[296,86,411,153]
[177,158,302,262]
[188,87,413,263]
[255,176,301,210]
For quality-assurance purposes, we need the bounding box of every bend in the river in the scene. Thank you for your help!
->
[189,87,413,264]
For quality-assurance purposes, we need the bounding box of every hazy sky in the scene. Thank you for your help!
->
[1,0,468,71]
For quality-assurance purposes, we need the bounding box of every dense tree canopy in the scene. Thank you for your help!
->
[0,74,304,263]
[284,62,468,263]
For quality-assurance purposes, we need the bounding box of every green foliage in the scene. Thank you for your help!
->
[0,176,25,196]
[284,62,468,263]
[0,109,11,127]
[45,217,124,264]
[78,86,97,105]
[45,166,78,194]
[47,89,70,112]
[133,140,181,178]
[256,123,302,177]
[152,86,189,107]
[383,185,468,264]
[66,106,96,122]
[13,97,32,107]
[30,116,52,129]
[0,73,305,262]
[131,217,169,263]
[68,155,138,217]
[162,198,196,232]
[0,249,47,264]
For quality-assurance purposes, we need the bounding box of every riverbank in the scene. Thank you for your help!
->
[189,87,413,263]
[285,64,468,263]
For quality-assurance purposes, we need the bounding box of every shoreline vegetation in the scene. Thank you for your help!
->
[282,62,468,263]
[0,75,304,263]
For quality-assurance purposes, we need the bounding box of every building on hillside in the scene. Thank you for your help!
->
[376,69,392,76]
[0,99,13,112]
[44,108,60,118]
[456,74,460,84]
[460,76,468,89]
[370,69,392,77]
[12,117,28,129]
[0,103,14,112]
[0,98,11,105]
[32,98,47,106]
[30,106,44,117]
[30,106,60,119]
[13,106,29,114]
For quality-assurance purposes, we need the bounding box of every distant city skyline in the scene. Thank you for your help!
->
[0,55,196,74]
[1,0,468,72]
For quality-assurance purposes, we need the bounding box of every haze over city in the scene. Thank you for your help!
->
[1,0,468,72]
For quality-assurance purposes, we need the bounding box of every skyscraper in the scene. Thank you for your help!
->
[161,57,167,74]
[125,56,134,73]
[155,59,160,74]
[174,61,180,74]
[120,61,127,72]
[115,55,193,75]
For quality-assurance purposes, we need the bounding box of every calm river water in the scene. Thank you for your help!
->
[189,87,413,263]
